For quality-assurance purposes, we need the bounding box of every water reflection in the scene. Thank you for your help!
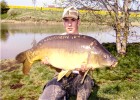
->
[1,24,10,41]
[1,23,140,59]
[0,23,112,41]
[1,29,9,41]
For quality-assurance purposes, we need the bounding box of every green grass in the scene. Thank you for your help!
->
[0,43,140,100]
[1,13,8,19]
[0,60,55,100]
[4,8,63,22]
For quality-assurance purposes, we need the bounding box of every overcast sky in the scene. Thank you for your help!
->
[2,0,55,7]
[1,0,139,10]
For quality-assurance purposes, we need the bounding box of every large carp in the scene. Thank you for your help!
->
[16,34,118,81]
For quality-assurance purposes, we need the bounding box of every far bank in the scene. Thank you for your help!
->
[1,8,140,26]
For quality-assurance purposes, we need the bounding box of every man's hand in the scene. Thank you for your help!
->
[41,57,50,65]
[77,65,88,72]
[75,64,91,75]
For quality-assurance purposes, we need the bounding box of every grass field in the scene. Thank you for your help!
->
[8,5,140,17]
[1,43,140,100]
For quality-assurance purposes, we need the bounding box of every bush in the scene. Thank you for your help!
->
[0,0,9,14]
[7,9,19,17]
[1,13,8,19]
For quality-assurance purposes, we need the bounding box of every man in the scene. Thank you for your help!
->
[39,6,94,100]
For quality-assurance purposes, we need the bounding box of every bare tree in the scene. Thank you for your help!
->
[56,0,140,55]
[98,0,139,55]
[101,0,131,55]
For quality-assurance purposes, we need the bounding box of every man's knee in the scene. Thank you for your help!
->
[39,78,66,100]
[76,75,94,100]
[84,75,94,88]
[77,75,94,89]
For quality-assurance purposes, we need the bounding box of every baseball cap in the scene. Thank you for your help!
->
[62,6,79,19]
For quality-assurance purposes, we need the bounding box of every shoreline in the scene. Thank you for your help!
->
[1,19,63,25]
[1,19,140,26]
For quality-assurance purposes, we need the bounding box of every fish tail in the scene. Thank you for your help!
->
[16,51,33,75]
[16,51,27,63]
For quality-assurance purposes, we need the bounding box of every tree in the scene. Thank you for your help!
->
[0,0,9,14]
[100,0,139,55]
[56,0,140,55]
[101,0,130,55]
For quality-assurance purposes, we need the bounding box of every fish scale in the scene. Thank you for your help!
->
[16,34,118,82]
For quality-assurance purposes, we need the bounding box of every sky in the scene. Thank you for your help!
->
[2,0,55,7]
[1,0,139,10]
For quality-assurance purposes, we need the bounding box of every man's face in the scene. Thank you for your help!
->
[63,17,80,34]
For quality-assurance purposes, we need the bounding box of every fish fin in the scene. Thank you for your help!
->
[65,70,72,77]
[57,70,70,81]
[23,59,32,75]
[16,51,27,63]
[80,68,90,84]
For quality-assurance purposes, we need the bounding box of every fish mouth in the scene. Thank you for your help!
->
[111,61,118,67]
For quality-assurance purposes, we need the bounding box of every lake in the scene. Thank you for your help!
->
[1,23,140,60]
